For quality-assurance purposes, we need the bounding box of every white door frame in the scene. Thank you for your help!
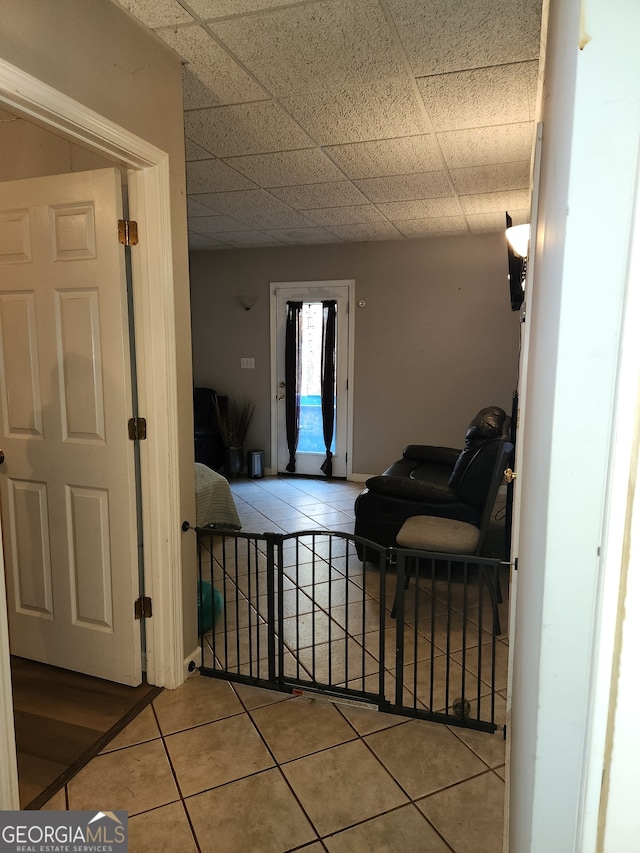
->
[0,60,184,808]
[502,121,543,849]
[269,280,355,479]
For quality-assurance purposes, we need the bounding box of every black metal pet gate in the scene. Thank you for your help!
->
[196,527,505,734]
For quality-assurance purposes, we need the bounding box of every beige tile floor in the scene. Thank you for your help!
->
[44,676,506,852]
[43,477,508,852]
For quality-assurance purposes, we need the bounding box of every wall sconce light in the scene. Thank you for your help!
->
[505,222,531,259]
[237,293,258,311]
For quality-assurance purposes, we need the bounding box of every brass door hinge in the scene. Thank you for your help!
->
[118,219,138,246]
[128,417,147,441]
[504,468,517,484]
[134,596,152,619]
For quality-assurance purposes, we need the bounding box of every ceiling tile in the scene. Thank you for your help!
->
[188,214,251,234]
[269,181,369,210]
[210,0,405,97]
[112,0,194,28]
[325,135,441,180]
[262,227,340,245]
[156,25,265,105]
[438,122,535,169]
[112,0,543,248]
[325,222,403,241]
[451,161,530,196]
[467,210,529,232]
[223,148,345,187]
[300,205,385,226]
[187,196,220,217]
[188,231,229,250]
[182,69,234,111]
[460,189,531,216]
[281,82,428,146]
[195,189,314,229]
[394,217,468,237]
[354,171,452,204]
[417,62,539,132]
[223,230,285,247]
[187,0,308,19]
[184,102,312,157]
[187,159,256,193]
[375,197,461,221]
[185,136,215,161]
[386,0,543,76]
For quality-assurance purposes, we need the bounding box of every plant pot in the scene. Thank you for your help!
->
[224,446,243,478]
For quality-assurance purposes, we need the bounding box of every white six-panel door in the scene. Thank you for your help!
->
[0,168,141,686]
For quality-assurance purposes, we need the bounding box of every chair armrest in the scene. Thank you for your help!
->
[402,445,461,466]
[365,475,458,503]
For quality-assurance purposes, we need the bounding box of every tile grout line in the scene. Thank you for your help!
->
[328,705,457,847]
[151,701,203,853]
[228,684,327,850]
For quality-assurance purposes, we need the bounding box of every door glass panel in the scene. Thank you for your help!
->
[298,302,336,454]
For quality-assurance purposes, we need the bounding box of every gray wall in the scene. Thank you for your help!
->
[190,231,520,477]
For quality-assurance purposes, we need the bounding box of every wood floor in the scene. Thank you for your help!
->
[11,656,161,809]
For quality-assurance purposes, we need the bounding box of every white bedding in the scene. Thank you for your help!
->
[195,463,241,529]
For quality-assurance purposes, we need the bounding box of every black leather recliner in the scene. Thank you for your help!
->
[354,406,509,551]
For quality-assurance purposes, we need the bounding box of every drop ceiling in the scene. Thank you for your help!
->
[111,0,542,250]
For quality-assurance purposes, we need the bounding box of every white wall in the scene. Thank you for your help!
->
[509,0,640,849]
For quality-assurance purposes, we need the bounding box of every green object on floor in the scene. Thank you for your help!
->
[197,580,223,634]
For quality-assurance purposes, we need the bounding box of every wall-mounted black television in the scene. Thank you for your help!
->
[506,212,525,312]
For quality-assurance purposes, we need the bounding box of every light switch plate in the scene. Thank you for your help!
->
[241,358,255,369]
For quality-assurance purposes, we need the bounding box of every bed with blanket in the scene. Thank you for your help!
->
[195,463,241,529]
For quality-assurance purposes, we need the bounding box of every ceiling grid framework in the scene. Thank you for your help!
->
[111,0,542,250]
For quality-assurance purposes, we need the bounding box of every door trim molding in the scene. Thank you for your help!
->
[0,59,183,807]
[269,280,355,479]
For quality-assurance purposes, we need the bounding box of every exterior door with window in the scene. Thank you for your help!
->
[0,168,142,686]
[272,282,351,478]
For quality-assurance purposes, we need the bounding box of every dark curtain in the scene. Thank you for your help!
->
[320,300,337,476]
[284,301,302,472]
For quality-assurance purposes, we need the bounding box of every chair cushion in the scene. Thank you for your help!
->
[396,515,481,554]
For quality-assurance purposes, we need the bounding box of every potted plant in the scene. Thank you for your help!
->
[215,395,255,477]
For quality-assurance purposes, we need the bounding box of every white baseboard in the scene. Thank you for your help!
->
[348,473,374,483]
[258,468,370,483]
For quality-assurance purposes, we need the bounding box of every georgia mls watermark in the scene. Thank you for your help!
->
[0,811,128,853]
